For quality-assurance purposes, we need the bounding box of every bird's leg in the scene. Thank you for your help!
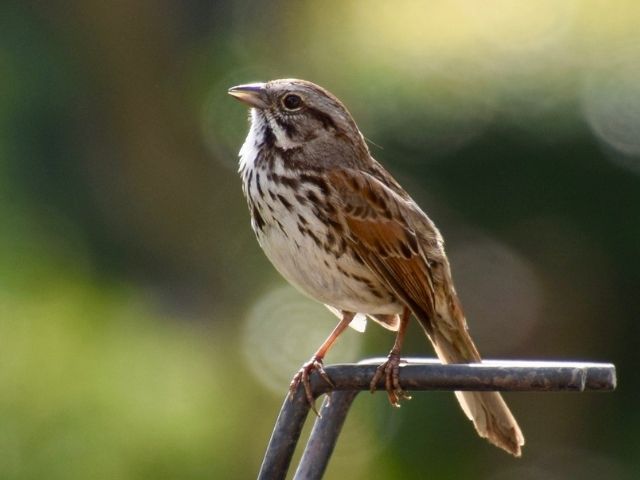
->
[370,306,412,407]
[289,311,355,415]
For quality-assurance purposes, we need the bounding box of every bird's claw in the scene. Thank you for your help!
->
[289,356,334,416]
[370,352,411,407]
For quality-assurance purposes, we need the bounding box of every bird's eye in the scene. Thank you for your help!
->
[281,94,303,111]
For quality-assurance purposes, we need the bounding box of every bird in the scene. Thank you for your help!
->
[228,78,524,456]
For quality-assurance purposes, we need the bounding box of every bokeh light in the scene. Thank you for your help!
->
[582,46,640,174]
[449,232,543,353]
[242,285,362,393]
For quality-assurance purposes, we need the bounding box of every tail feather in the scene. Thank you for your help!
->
[429,327,525,456]
[454,391,524,456]
[419,277,525,456]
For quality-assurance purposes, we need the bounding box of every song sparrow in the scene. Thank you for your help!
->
[228,79,524,456]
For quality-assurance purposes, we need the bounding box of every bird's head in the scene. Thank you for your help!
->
[229,79,367,158]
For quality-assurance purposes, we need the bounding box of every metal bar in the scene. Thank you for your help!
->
[293,391,359,480]
[257,386,312,480]
[257,359,616,480]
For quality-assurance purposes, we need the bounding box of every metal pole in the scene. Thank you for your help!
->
[257,359,616,480]
[293,391,359,480]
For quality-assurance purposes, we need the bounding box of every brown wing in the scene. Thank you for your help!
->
[328,168,524,455]
[327,168,440,333]
[327,167,481,358]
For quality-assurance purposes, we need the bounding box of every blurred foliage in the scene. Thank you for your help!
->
[1,0,639,479]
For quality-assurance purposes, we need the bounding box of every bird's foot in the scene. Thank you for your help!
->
[289,356,334,416]
[370,352,411,407]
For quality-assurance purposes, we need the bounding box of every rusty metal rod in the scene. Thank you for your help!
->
[257,359,616,480]
[293,390,359,480]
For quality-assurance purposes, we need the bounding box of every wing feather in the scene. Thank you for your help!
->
[326,167,524,456]
[327,168,438,330]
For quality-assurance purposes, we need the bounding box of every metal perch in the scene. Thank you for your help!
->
[257,358,617,480]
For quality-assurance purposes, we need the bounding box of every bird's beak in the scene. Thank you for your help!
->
[228,83,269,109]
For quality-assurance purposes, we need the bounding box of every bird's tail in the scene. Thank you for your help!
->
[417,273,525,456]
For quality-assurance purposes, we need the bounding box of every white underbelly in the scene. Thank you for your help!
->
[258,226,399,314]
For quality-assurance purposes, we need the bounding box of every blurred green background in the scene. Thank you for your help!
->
[1,1,639,479]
